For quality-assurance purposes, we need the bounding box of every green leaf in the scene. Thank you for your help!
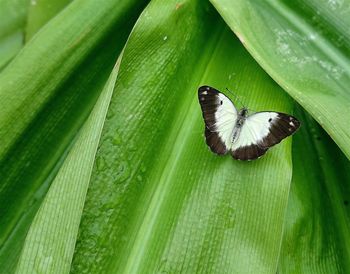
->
[14,56,120,274]
[211,0,350,159]
[279,108,350,273]
[71,1,296,272]
[0,0,29,69]
[0,0,148,271]
[25,0,73,41]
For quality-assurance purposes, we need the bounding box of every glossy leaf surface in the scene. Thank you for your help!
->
[25,0,73,41]
[72,1,296,273]
[1,0,348,273]
[0,0,148,271]
[0,0,29,69]
[279,108,350,273]
[211,0,350,159]
[14,57,120,274]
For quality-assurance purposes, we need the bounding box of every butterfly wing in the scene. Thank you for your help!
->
[198,86,238,155]
[231,112,300,160]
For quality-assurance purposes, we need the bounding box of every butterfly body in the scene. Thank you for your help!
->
[230,109,245,143]
[198,86,300,161]
[236,108,248,127]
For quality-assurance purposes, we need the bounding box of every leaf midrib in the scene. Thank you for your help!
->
[120,24,227,274]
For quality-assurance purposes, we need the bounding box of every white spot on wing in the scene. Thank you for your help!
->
[202,91,208,95]
[289,121,294,126]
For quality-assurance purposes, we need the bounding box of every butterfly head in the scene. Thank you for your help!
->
[239,108,249,118]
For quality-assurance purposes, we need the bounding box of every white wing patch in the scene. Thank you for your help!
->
[199,86,300,160]
[198,86,238,154]
[232,112,278,150]
[214,93,238,148]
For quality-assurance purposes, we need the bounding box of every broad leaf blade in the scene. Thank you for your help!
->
[279,108,350,273]
[25,0,73,41]
[14,57,120,274]
[0,0,29,69]
[0,0,148,270]
[72,1,296,273]
[211,0,350,159]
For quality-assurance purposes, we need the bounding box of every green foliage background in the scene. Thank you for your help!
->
[0,0,349,273]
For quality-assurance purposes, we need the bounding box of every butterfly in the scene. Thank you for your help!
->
[198,85,300,161]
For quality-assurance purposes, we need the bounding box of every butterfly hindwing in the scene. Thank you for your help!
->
[198,86,300,160]
[204,127,228,155]
[231,112,300,160]
[198,86,237,154]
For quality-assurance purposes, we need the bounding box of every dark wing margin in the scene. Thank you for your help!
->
[198,85,220,131]
[231,112,300,161]
[231,144,268,161]
[198,86,227,155]
[205,127,227,155]
[198,85,238,155]
[260,113,300,148]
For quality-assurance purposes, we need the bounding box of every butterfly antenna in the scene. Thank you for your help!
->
[225,87,246,109]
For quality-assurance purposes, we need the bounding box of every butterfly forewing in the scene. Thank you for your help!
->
[198,86,300,160]
[198,86,237,154]
[231,112,300,160]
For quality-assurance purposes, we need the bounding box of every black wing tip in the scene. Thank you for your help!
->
[198,85,211,91]
[250,113,300,151]
[276,112,301,133]
[198,85,218,94]
[198,86,220,105]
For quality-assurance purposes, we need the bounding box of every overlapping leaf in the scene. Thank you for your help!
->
[14,57,120,274]
[1,0,349,273]
[71,1,297,273]
[0,0,29,70]
[279,108,350,273]
[211,0,350,159]
[0,0,148,271]
[25,0,73,41]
